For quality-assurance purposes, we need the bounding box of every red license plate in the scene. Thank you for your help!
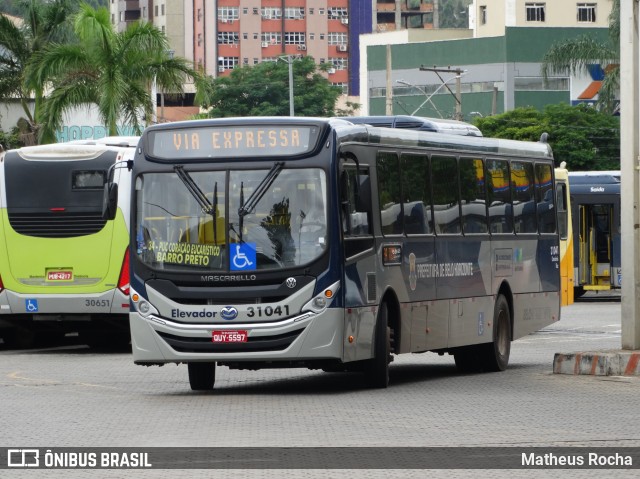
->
[212,330,248,343]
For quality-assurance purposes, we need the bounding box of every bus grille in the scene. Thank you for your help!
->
[7,212,107,238]
[157,329,305,353]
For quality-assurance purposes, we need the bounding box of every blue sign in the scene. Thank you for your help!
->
[25,299,39,313]
[230,243,256,271]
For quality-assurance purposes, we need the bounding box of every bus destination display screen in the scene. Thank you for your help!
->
[147,125,320,160]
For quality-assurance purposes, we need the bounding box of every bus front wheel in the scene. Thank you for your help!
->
[188,362,216,391]
[363,302,392,388]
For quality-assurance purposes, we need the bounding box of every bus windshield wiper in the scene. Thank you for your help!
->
[174,166,215,216]
[238,162,284,218]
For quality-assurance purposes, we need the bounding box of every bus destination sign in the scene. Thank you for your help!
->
[148,125,319,160]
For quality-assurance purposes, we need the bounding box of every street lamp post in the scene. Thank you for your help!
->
[278,55,295,116]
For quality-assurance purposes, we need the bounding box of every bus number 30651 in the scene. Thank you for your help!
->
[246,305,290,318]
[85,299,110,307]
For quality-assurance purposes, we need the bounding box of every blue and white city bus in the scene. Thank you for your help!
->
[123,117,561,390]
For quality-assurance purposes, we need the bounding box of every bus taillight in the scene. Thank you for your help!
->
[118,248,130,296]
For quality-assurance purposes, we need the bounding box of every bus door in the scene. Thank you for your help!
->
[579,203,613,290]
[339,153,377,362]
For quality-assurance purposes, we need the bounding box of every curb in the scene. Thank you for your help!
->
[553,350,640,376]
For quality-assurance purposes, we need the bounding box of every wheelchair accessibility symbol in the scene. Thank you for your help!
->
[230,243,256,271]
[25,299,39,313]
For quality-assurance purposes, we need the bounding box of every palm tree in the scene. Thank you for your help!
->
[0,0,74,144]
[541,0,619,114]
[26,4,205,143]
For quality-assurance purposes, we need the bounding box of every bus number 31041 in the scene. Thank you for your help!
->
[246,305,290,318]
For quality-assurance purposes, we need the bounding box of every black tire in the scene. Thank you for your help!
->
[363,303,391,388]
[188,362,216,391]
[481,294,511,372]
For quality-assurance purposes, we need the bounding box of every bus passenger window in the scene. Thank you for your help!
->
[460,157,488,234]
[487,159,513,234]
[376,152,402,235]
[401,154,432,235]
[535,164,556,233]
[556,183,568,240]
[431,156,460,234]
[511,161,536,234]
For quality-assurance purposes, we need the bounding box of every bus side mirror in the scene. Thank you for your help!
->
[102,182,118,220]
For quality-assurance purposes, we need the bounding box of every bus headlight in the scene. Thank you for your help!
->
[302,281,340,314]
[131,289,159,317]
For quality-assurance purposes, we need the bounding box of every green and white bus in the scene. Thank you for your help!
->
[0,137,137,347]
[125,117,561,390]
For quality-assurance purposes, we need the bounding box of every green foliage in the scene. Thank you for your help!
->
[0,128,21,150]
[473,104,620,171]
[0,0,76,137]
[198,56,350,118]
[26,3,204,141]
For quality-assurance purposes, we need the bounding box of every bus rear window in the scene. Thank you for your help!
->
[72,170,106,190]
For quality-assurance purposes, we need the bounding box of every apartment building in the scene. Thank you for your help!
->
[109,1,441,109]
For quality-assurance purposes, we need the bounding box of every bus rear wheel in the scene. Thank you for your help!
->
[188,362,216,391]
[363,302,391,388]
[481,294,511,372]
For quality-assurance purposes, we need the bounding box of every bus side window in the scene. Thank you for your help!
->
[460,157,488,234]
[401,153,432,235]
[511,161,536,234]
[487,159,513,234]
[556,182,568,240]
[377,152,402,235]
[431,155,461,234]
[535,163,556,233]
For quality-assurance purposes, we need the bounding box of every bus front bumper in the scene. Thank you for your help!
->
[130,308,345,364]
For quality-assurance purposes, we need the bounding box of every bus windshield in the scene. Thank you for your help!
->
[135,167,328,272]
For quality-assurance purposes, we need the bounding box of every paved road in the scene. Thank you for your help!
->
[0,298,638,478]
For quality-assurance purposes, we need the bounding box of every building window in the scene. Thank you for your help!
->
[161,4,165,15]
[218,7,239,22]
[525,3,545,22]
[309,33,315,40]
[284,32,306,45]
[253,58,259,65]
[327,32,348,45]
[330,57,349,70]
[261,7,282,20]
[261,33,281,45]
[480,5,487,24]
[218,57,239,71]
[243,8,248,15]
[320,34,325,40]
[243,58,249,65]
[154,5,158,16]
[243,33,248,40]
[328,7,348,20]
[577,3,596,22]
[217,32,239,44]
[284,7,305,20]
[309,8,314,15]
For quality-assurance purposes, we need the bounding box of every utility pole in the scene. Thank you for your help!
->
[419,66,465,120]
[385,45,393,115]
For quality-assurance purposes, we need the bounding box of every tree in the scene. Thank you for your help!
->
[0,0,75,144]
[198,56,355,118]
[26,3,205,142]
[473,104,620,171]
[541,0,619,115]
